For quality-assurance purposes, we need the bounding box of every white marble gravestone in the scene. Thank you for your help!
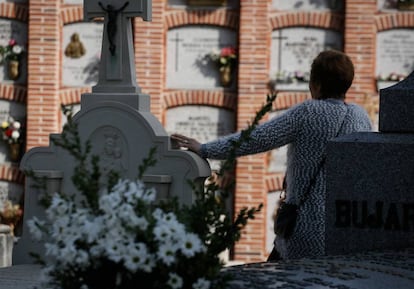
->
[273,0,343,11]
[62,22,103,87]
[270,27,342,91]
[15,0,211,265]
[166,26,237,89]
[165,105,235,170]
[376,29,414,89]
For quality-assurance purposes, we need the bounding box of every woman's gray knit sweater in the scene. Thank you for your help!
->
[199,99,372,259]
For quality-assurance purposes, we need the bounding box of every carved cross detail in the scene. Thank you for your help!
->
[84,0,152,93]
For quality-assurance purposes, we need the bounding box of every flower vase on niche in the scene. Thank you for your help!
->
[9,142,21,162]
[398,0,414,10]
[8,60,20,80]
[220,66,232,87]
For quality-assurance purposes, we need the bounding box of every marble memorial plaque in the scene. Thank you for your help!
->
[0,182,24,209]
[64,0,83,4]
[61,104,81,128]
[267,110,288,173]
[273,0,343,11]
[378,0,399,10]
[166,27,237,89]
[0,0,27,3]
[270,27,342,91]
[376,29,414,87]
[165,105,234,169]
[0,19,27,84]
[266,190,280,253]
[62,22,103,87]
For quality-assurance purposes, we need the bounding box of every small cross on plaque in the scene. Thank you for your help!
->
[84,0,152,93]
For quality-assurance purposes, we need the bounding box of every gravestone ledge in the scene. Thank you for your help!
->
[2,248,413,289]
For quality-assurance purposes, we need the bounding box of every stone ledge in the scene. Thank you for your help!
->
[223,247,414,289]
[1,248,414,289]
[0,264,42,289]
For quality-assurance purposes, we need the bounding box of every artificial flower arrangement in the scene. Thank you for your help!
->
[274,70,310,84]
[376,72,406,82]
[26,95,277,289]
[0,199,23,233]
[0,39,24,64]
[1,117,24,144]
[206,46,237,71]
[205,46,237,86]
[398,0,414,10]
[0,39,24,80]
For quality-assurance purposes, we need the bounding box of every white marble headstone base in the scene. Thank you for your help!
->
[0,224,13,267]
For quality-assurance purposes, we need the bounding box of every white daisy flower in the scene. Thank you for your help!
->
[167,272,183,289]
[193,278,211,289]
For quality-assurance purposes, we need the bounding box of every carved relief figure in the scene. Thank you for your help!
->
[98,1,129,55]
[101,129,125,175]
[65,33,86,59]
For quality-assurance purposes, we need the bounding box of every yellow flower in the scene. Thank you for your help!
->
[1,121,9,129]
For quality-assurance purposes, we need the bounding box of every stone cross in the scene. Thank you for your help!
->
[84,0,151,93]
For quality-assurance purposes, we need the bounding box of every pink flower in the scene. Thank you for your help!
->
[8,39,16,46]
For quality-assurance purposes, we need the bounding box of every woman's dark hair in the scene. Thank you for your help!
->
[310,50,354,99]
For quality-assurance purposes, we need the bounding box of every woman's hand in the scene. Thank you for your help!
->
[170,133,202,155]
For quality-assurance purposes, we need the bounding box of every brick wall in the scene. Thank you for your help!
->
[2,0,411,261]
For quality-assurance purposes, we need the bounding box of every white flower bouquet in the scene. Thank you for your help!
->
[29,179,216,289]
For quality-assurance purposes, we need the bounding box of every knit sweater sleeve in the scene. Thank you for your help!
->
[199,103,305,160]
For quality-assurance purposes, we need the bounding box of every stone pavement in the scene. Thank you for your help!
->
[0,264,41,289]
[1,248,413,289]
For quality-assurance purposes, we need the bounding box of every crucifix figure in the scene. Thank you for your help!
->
[84,0,152,93]
[98,1,130,56]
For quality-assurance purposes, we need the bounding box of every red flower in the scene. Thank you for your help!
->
[8,39,16,46]
[4,128,13,137]
[220,47,236,57]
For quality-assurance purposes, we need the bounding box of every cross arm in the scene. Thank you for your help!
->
[84,0,152,22]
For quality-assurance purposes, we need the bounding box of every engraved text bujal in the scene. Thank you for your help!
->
[166,27,237,89]
[63,22,103,87]
[376,29,414,78]
[270,27,342,91]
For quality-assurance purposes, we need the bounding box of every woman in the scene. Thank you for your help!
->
[171,50,372,260]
